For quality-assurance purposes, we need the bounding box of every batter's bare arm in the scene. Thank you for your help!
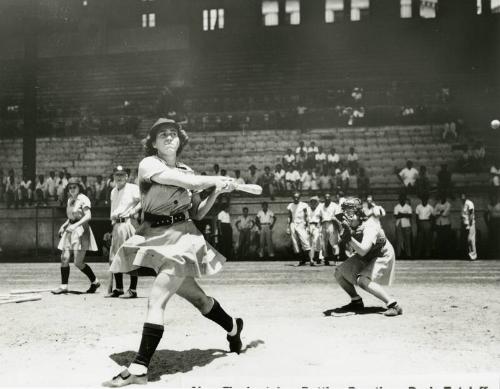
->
[151,170,231,192]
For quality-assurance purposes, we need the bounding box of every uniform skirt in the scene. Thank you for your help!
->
[110,219,226,278]
[109,221,136,260]
[57,223,98,252]
[337,241,396,286]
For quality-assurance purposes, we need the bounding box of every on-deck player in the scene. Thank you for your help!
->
[52,177,100,294]
[105,165,142,298]
[318,193,340,265]
[103,118,243,387]
[334,197,402,317]
[308,196,323,265]
[287,192,312,266]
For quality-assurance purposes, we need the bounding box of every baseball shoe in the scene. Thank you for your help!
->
[105,289,124,298]
[384,304,403,317]
[102,369,147,387]
[51,287,68,295]
[227,318,244,354]
[119,290,138,299]
[336,299,364,312]
[86,281,101,294]
[324,261,331,266]
[309,261,316,267]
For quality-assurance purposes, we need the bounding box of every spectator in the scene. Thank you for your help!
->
[295,141,307,160]
[485,194,500,258]
[434,195,452,259]
[415,166,431,199]
[212,164,220,176]
[234,170,245,185]
[285,165,300,191]
[255,201,276,259]
[327,147,340,170]
[282,148,296,169]
[339,163,350,191]
[235,207,255,260]
[415,196,434,259]
[46,171,57,201]
[311,168,320,191]
[306,141,318,169]
[105,173,115,205]
[220,169,228,177]
[357,167,370,198]
[5,174,17,209]
[398,160,419,193]
[296,149,307,170]
[315,146,327,171]
[273,164,286,192]
[442,121,458,141]
[346,147,359,174]
[300,168,314,191]
[490,162,500,188]
[216,203,233,261]
[246,165,259,185]
[437,164,453,199]
[364,195,386,219]
[258,166,275,199]
[296,103,307,130]
[56,171,68,205]
[18,175,33,206]
[318,167,332,191]
[459,147,471,172]
[34,175,48,206]
[94,175,106,205]
[460,193,477,260]
[394,193,413,259]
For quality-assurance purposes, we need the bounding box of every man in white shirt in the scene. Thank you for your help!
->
[315,146,327,170]
[327,148,340,170]
[282,149,296,169]
[217,203,233,261]
[273,164,286,192]
[235,207,255,260]
[287,192,311,266]
[393,194,413,258]
[285,165,300,191]
[434,195,452,259]
[308,196,323,265]
[255,202,276,259]
[460,193,477,260]
[107,165,142,298]
[346,147,359,174]
[46,171,57,200]
[415,196,434,259]
[398,160,419,192]
[234,170,245,185]
[319,193,340,265]
[300,169,314,190]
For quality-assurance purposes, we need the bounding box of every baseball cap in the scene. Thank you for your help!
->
[113,165,127,175]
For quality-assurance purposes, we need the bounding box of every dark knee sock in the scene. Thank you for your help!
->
[114,273,124,290]
[80,264,96,283]
[203,298,233,332]
[132,323,164,368]
[129,275,138,290]
[303,250,310,262]
[61,266,70,284]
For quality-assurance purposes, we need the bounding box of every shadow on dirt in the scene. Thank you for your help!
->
[323,306,386,317]
[109,339,265,382]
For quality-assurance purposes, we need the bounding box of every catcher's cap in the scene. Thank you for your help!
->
[113,165,127,175]
[341,197,363,213]
[310,196,320,202]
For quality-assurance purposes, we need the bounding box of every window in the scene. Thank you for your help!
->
[285,0,300,25]
[420,0,437,18]
[325,0,344,23]
[351,0,369,21]
[262,0,279,26]
[400,0,412,18]
[203,8,224,31]
[142,13,155,27]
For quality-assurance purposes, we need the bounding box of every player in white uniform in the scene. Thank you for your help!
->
[106,165,142,298]
[308,196,323,265]
[460,193,477,260]
[319,193,340,265]
[287,192,312,266]
[334,197,402,317]
[103,119,243,387]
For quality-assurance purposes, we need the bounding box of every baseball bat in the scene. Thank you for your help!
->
[234,184,262,195]
[10,288,53,294]
[0,294,42,305]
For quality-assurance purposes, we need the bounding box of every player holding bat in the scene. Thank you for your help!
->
[103,118,244,387]
[333,197,402,317]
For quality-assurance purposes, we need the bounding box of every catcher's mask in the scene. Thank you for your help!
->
[341,197,365,225]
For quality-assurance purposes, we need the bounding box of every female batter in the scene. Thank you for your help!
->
[334,197,402,317]
[103,118,243,387]
[52,177,100,294]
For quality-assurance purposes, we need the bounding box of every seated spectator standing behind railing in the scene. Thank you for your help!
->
[246,165,259,185]
[327,148,340,170]
[398,160,419,194]
[274,164,286,193]
[258,166,275,199]
[346,147,359,174]
[357,167,370,198]
[437,164,453,199]
[235,207,255,260]
[282,148,296,169]
[46,171,56,201]
[315,146,327,171]
[5,174,17,209]
[18,175,33,207]
[285,165,300,192]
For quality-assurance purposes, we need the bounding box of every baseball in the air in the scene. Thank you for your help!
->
[491,119,500,130]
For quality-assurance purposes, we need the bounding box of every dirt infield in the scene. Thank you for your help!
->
[0,260,499,388]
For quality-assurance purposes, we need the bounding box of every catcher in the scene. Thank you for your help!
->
[333,197,402,317]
